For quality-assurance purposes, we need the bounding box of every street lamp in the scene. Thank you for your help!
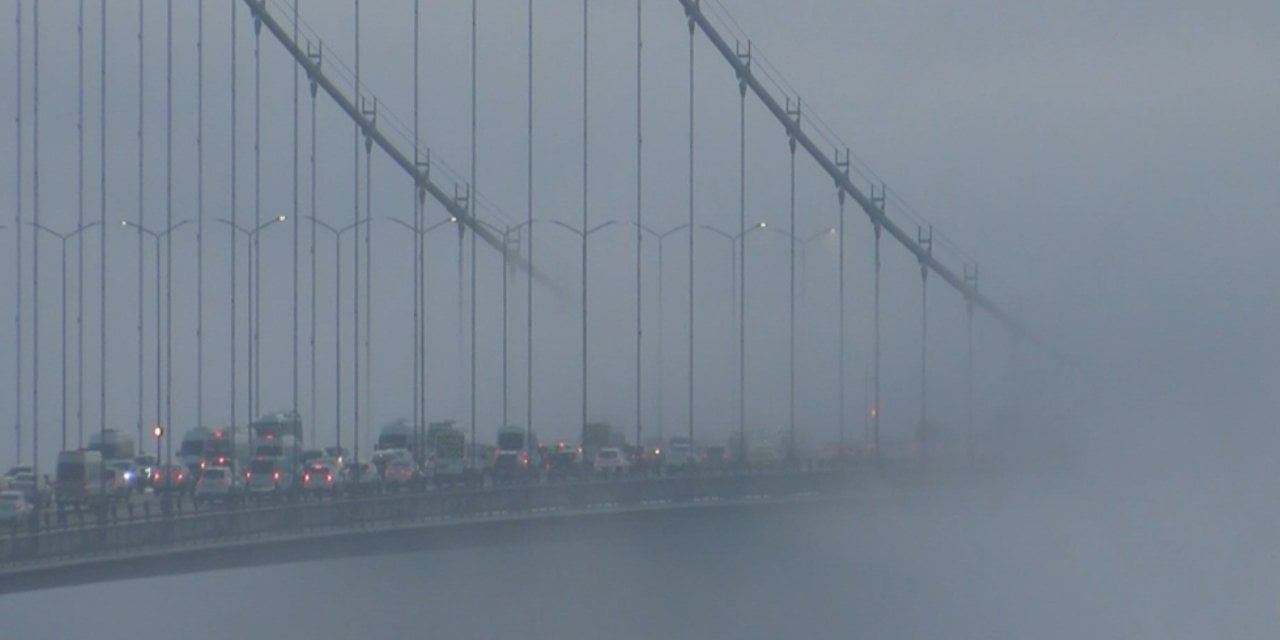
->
[27,221,100,452]
[309,215,370,467]
[120,217,192,495]
[387,214,457,466]
[215,214,285,468]
[698,221,766,464]
[546,219,619,448]
[769,224,836,462]
[634,222,691,448]
[474,219,522,440]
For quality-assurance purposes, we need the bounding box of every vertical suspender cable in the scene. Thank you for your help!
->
[838,173,847,452]
[165,0,174,470]
[737,59,746,464]
[412,0,420,459]
[197,0,205,445]
[136,1,145,454]
[292,0,300,428]
[253,6,262,424]
[77,0,86,449]
[309,38,319,450]
[364,107,372,471]
[353,0,361,463]
[15,0,24,466]
[580,0,588,450]
[136,2,145,458]
[872,221,881,457]
[230,0,239,458]
[634,0,642,455]
[470,0,479,464]
[99,0,108,486]
[32,0,40,474]
[788,125,797,463]
[526,0,534,453]
[686,6,695,449]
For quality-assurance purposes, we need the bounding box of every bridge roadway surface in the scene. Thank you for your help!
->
[0,466,922,594]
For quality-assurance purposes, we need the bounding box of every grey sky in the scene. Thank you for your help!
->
[2,0,1277,468]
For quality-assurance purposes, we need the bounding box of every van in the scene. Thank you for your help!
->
[55,450,104,506]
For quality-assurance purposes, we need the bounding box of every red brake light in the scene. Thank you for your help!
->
[273,471,280,481]
[325,473,333,484]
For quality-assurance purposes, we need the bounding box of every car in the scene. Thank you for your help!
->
[380,458,418,491]
[133,455,158,486]
[545,446,582,480]
[0,490,33,525]
[342,462,383,495]
[100,468,131,502]
[592,447,630,475]
[9,472,52,508]
[300,449,326,468]
[702,445,729,469]
[301,461,341,497]
[151,464,191,493]
[194,466,241,506]
[246,457,292,498]
[106,459,142,494]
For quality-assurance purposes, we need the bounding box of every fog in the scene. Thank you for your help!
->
[2,0,1279,637]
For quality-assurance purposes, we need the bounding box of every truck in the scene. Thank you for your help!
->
[430,425,468,486]
[663,436,700,473]
[55,450,104,507]
[248,412,303,492]
[201,427,253,473]
[376,419,414,453]
[178,426,215,475]
[88,428,136,462]
[493,426,539,482]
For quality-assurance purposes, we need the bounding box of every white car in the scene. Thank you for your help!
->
[194,466,240,505]
[592,448,631,475]
[0,490,34,525]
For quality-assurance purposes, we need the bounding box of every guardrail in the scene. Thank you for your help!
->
[0,469,848,570]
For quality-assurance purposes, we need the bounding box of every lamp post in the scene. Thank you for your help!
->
[308,216,369,463]
[27,221,100,452]
[547,219,618,446]
[216,214,285,467]
[120,217,192,493]
[634,222,691,448]
[387,215,457,465]
[698,221,765,463]
[475,219,521,434]
[769,225,836,462]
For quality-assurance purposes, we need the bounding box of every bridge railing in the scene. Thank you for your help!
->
[0,469,846,569]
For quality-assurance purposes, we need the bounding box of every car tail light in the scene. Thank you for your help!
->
[304,473,311,484]
[245,471,252,480]
[273,471,280,481]
[218,456,226,465]
[152,472,160,482]
[325,473,333,484]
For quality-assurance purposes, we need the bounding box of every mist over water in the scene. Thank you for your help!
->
[7,419,1279,640]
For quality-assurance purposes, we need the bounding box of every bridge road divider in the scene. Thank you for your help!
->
[0,468,853,573]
